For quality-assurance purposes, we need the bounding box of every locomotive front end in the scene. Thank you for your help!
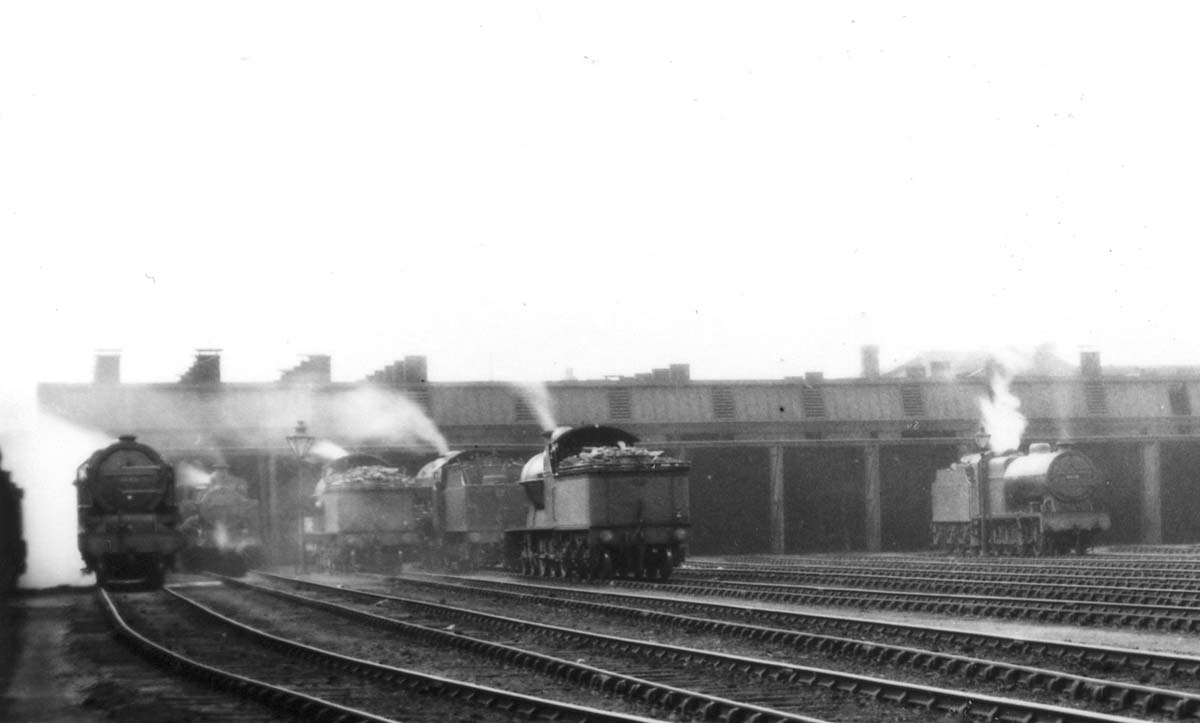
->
[76,435,184,586]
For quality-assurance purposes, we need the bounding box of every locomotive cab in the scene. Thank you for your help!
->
[416,450,526,569]
[931,442,1111,556]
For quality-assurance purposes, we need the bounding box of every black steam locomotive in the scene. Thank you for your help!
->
[931,442,1111,555]
[1,449,26,595]
[415,450,526,569]
[307,454,433,570]
[179,465,265,576]
[76,436,185,586]
[505,425,691,580]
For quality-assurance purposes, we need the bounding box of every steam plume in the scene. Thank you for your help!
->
[310,440,350,461]
[325,387,449,454]
[978,372,1027,454]
[0,396,112,589]
[176,460,214,489]
[511,381,557,432]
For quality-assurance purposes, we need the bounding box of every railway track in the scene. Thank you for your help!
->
[671,569,1200,607]
[182,576,835,723]
[704,554,1200,576]
[683,558,1200,591]
[100,584,667,723]
[587,571,1200,631]
[256,571,1184,721]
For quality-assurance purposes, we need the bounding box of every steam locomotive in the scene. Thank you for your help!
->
[1,449,26,595]
[930,442,1111,555]
[76,436,185,586]
[179,465,265,576]
[307,454,433,570]
[504,425,691,580]
[414,450,526,569]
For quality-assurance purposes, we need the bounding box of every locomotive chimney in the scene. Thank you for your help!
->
[861,345,880,378]
[1080,350,1102,377]
[93,350,121,384]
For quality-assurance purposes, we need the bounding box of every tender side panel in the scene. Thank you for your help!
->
[444,485,527,534]
[323,488,430,534]
[598,471,688,528]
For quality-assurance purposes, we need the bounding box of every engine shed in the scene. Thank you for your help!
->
[37,348,1200,564]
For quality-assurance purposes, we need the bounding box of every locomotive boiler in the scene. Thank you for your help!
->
[414,450,526,569]
[505,425,691,580]
[931,442,1111,555]
[76,436,185,586]
[308,453,433,571]
[179,465,265,576]
[1,449,26,595]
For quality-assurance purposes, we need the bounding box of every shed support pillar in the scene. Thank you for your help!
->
[864,443,881,552]
[768,445,785,554]
[1141,441,1163,545]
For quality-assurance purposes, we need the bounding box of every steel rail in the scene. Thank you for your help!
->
[385,571,1200,680]
[671,569,1200,607]
[256,572,1168,722]
[104,584,666,723]
[97,587,402,723]
[682,560,1200,591]
[584,574,1200,630]
[214,575,830,723]
[710,554,1200,573]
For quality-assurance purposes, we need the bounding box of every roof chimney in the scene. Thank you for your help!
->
[180,349,221,385]
[930,360,951,380]
[669,364,691,383]
[861,345,880,378]
[279,354,331,385]
[1080,350,1102,378]
[94,350,121,384]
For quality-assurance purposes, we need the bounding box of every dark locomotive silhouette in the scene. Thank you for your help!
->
[76,436,185,586]
[931,442,1111,555]
[179,464,265,576]
[307,453,433,570]
[1,449,26,595]
[414,450,526,569]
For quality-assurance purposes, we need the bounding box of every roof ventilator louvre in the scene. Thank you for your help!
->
[608,387,632,420]
[514,398,537,423]
[1084,381,1108,415]
[711,387,735,420]
[800,386,827,418]
[407,389,432,414]
[900,383,926,418]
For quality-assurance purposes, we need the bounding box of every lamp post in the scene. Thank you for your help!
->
[974,427,992,557]
[286,421,315,574]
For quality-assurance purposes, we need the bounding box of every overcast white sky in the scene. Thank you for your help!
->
[3,2,1199,387]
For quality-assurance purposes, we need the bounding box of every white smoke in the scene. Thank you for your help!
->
[510,381,557,432]
[0,388,111,589]
[978,372,1027,454]
[324,387,449,455]
[176,460,214,489]
[310,439,350,461]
